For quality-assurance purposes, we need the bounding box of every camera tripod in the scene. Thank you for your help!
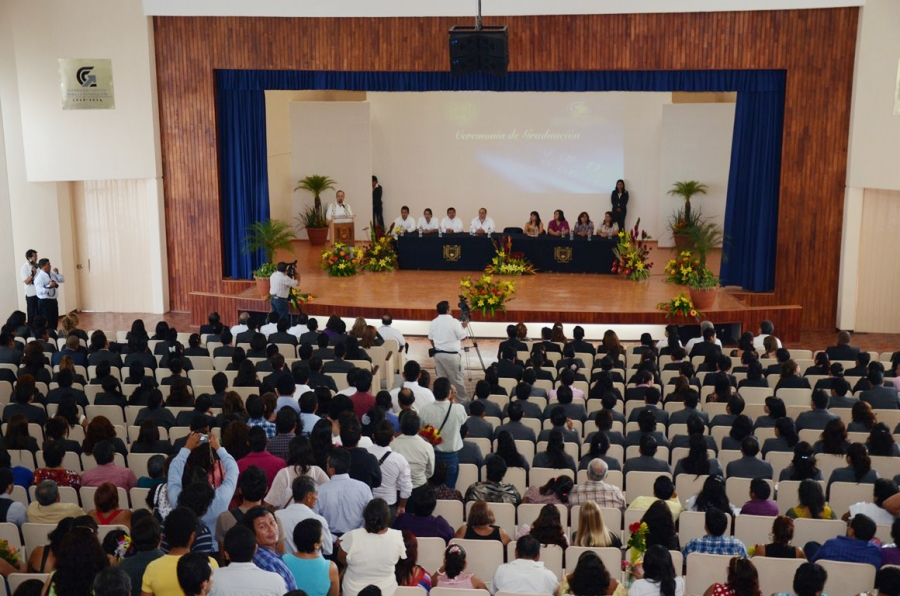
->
[458,296,486,391]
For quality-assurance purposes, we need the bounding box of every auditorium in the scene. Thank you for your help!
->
[0,0,899,594]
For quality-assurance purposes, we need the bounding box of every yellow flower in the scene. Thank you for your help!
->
[636,262,644,271]
[690,310,697,316]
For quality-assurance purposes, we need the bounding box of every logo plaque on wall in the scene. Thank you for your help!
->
[59,59,115,110]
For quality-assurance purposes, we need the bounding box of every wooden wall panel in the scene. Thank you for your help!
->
[154,10,859,328]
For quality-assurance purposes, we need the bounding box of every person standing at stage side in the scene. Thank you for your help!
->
[20,249,39,325]
[524,211,544,236]
[269,262,298,322]
[418,209,439,234]
[428,301,468,402]
[611,179,628,231]
[34,258,64,330]
[326,190,353,221]
[372,175,384,231]
[441,207,464,234]
[470,208,494,235]
[547,210,569,237]
[391,206,417,235]
[597,211,619,238]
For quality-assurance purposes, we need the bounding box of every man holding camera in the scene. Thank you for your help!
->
[269,262,298,322]
[20,249,39,324]
[34,258,64,330]
[428,300,468,401]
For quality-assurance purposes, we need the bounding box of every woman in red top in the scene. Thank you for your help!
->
[88,482,132,529]
[703,557,762,596]
[32,441,81,489]
[547,210,570,236]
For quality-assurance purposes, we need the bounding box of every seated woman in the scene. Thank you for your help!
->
[43,416,83,455]
[775,359,811,390]
[597,211,619,239]
[641,500,681,551]
[826,441,878,498]
[395,530,431,593]
[785,478,836,520]
[32,440,81,488]
[523,211,544,236]
[130,420,173,454]
[685,475,738,516]
[453,500,512,546]
[702,556,761,596]
[761,417,800,457]
[867,423,900,457]
[573,212,594,237]
[721,415,755,452]
[522,475,573,505]
[89,481,132,529]
[670,415,717,455]
[673,434,723,477]
[558,550,626,596]
[2,414,39,453]
[54,355,87,386]
[628,544,685,596]
[494,430,530,471]
[573,500,621,548]
[432,544,489,591]
[338,498,408,596]
[533,429,576,473]
[516,503,567,549]
[580,427,623,471]
[547,209,570,237]
[847,400,877,433]
[82,415,129,458]
[752,516,806,559]
[393,485,455,544]
[27,518,74,573]
[94,376,127,409]
[779,442,824,482]
[135,389,176,430]
[813,419,850,456]
[754,397,786,430]
[282,518,340,596]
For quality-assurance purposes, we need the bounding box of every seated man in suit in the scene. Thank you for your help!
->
[725,436,774,479]
[669,390,709,425]
[235,317,261,346]
[322,342,354,374]
[470,380,503,418]
[268,319,299,346]
[3,382,48,424]
[503,382,543,420]
[464,400,494,440]
[538,327,562,354]
[709,393,746,430]
[827,378,857,409]
[685,321,723,353]
[795,389,840,431]
[825,330,861,362]
[627,387,668,427]
[537,406,581,445]
[313,333,334,361]
[212,328,235,358]
[625,370,655,402]
[199,311,223,336]
[860,370,900,410]
[494,401,537,443]
[569,325,596,357]
[592,356,625,385]
[87,331,123,367]
[625,409,669,449]
[542,385,586,422]
[584,408,626,447]
[51,334,87,367]
[556,344,587,378]
[497,325,528,361]
[845,352,871,377]
[622,435,671,476]
[496,346,525,381]
[0,333,23,365]
[765,347,792,376]
[689,327,722,360]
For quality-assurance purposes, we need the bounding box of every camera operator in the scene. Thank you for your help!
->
[269,261,298,321]
[428,300,469,402]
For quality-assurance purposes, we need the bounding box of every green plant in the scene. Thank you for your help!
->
[252,262,278,279]
[685,221,725,268]
[667,180,708,222]
[687,267,720,290]
[294,175,337,210]
[666,206,705,236]
[295,204,328,230]
[242,219,295,263]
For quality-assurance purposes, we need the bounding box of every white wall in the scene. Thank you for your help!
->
[657,103,734,246]
[291,102,373,240]
[0,92,20,314]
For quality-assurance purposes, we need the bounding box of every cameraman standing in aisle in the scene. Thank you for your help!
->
[269,262,298,322]
[428,300,468,402]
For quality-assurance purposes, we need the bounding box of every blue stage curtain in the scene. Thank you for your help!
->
[216,84,271,279]
[216,69,785,285]
[721,76,785,291]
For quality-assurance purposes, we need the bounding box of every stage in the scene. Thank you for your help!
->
[189,240,803,341]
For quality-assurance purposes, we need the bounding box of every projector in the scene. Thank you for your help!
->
[448,25,509,77]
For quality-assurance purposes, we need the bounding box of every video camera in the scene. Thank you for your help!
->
[285,260,298,279]
[458,295,471,323]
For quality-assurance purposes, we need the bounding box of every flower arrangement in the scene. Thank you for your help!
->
[419,425,443,446]
[664,251,701,285]
[320,242,364,277]
[657,293,701,320]
[288,288,314,312]
[621,521,649,585]
[362,224,398,272]
[0,539,20,568]
[484,236,536,276]
[459,275,516,318]
[611,219,653,281]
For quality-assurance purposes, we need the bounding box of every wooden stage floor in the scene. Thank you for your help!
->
[188,239,803,341]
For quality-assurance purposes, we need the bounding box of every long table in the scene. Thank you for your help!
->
[396,233,618,273]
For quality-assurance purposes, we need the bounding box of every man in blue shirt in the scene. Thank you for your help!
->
[242,506,297,591]
[809,513,883,570]
[682,508,747,560]
[313,448,372,536]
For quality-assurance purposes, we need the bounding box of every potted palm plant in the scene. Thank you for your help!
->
[685,221,724,310]
[243,219,296,297]
[295,175,336,246]
[666,180,708,251]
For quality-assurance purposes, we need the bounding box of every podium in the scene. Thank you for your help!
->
[329,217,355,246]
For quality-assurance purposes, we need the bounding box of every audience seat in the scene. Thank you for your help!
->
[457,464,480,493]
[685,552,732,596]
[725,477,774,507]
[415,537,446,576]
[819,560,877,596]
[751,552,805,596]
[625,471,671,502]
[679,510,732,543]
[447,539,504,586]
[776,480,826,515]
[733,514,777,550]
[7,574,49,595]
[80,485,130,510]
[674,474,709,507]
[130,487,152,512]
[434,499,464,529]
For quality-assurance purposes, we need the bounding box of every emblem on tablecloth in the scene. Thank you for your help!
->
[554,247,573,263]
[443,245,462,262]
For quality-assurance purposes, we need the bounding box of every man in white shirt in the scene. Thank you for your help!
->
[230,312,250,337]
[428,301,469,400]
[20,249,38,325]
[491,535,559,595]
[211,525,287,596]
[419,378,467,489]
[274,475,334,555]
[390,411,435,489]
[325,190,353,220]
[440,207,464,234]
[417,208,439,233]
[391,205,417,234]
[470,207,495,235]
[268,262,298,321]
[366,421,413,514]
[378,314,406,350]
[753,319,783,350]
[33,258,64,330]
[390,360,434,412]
[684,320,723,353]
